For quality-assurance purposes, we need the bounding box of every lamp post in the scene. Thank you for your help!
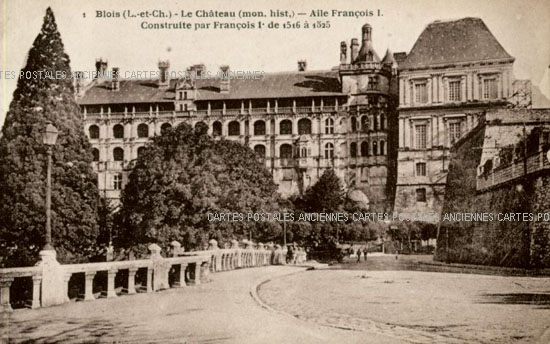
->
[42,122,58,250]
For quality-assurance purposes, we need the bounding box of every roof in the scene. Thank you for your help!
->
[78,70,344,105]
[400,17,514,70]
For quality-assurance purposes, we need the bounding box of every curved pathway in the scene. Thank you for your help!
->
[2,266,393,343]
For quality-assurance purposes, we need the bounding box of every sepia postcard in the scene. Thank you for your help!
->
[1,0,550,343]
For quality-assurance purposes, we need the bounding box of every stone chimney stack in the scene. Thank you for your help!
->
[350,39,359,63]
[111,67,120,91]
[219,65,230,93]
[340,41,347,64]
[158,60,170,88]
[298,60,307,72]
[362,23,372,44]
[95,58,108,80]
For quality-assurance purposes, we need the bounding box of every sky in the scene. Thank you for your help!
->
[1,0,549,128]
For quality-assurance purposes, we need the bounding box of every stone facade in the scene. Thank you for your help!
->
[78,23,398,211]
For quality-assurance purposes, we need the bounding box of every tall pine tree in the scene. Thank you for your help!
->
[0,8,101,267]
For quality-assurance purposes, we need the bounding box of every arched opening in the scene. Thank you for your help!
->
[380,114,385,130]
[113,147,124,161]
[137,146,146,158]
[361,141,369,157]
[161,123,172,135]
[351,117,357,132]
[325,118,334,134]
[361,116,368,132]
[380,140,386,155]
[254,145,266,158]
[113,124,124,139]
[350,142,357,158]
[279,144,293,159]
[298,118,312,135]
[228,121,240,136]
[137,123,149,138]
[372,141,378,156]
[212,121,222,136]
[254,120,266,136]
[92,148,100,161]
[89,125,100,139]
[280,120,292,135]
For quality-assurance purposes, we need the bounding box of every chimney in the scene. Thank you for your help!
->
[158,60,170,88]
[219,65,230,93]
[350,39,359,63]
[340,41,347,64]
[298,60,307,72]
[362,23,372,44]
[111,67,120,91]
[73,71,85,97]
[95,58,108,80]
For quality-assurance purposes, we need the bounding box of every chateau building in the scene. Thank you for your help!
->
[78,23,398,211]
[394,17,515,216]
[77,18,519,216]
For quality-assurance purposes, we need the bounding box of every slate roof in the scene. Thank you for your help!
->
[78,70,344,105]
[400,17,514,70]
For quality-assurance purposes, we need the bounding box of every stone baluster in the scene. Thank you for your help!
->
[0,277,14,312]
[31,275,41,309]
[127,268,138,294]
[107,269,118,298]
[177,264,188,287]
[146,267,153,293]
[84,271,96,301]
[193,263,201,285]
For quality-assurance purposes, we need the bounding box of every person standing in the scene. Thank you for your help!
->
[356,248,362,262]
[363,247,368,262]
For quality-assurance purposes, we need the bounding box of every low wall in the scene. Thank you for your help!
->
[0,240,305,312]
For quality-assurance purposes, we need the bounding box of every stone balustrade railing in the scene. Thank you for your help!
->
[0,239,302,312]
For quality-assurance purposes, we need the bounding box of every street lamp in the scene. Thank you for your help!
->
[42,122,58,250]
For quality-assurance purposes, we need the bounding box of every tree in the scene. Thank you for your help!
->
[299,169,345,213]
[117,122,281,251]
[0,8,100,267]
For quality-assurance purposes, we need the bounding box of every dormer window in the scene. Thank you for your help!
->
[183,91,188,100]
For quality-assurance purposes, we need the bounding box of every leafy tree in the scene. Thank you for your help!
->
[299,169,345,213]
[0,8,101,267]
[117,122,281,251]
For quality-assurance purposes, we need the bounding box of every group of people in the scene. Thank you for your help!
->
[286,244,307,265]
[355,247,369,262]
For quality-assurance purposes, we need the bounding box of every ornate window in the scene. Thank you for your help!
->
[416,162,426,176]
[113,124,124,139]
[415,124,427,149]
[298,118,312,135]
[280,144,293,159]
[280,120,292,135]
[372,141,378,156]
[89,125,100,139]
[324,143,334,159]
[137,123,149,138]
[448,80,461,101]
[254,120,266,136]
[325,118,334,134]
[368,75,378,90]
[228,121,240,136]
[361,116,368,132]
[113,173,123,190]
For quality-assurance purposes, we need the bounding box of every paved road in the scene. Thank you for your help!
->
[2,266,394,343]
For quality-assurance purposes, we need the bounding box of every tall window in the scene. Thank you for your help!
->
[254,145,266,158]
[482,78,498,99]
[280,120,292,135]
[113,147,124,161]
[380,114,385,131]
[324,143,334,159]
[325,118,334,134]
[137,123,149,138]
[379,140,385,155]
[415,82,428,104]
[212,121,222,136]
[254,120,266,136]
[228,121,240,136]
[280,144,293,159]
[373,115,378,131]
[92,148,100,161]
[113,124,124,139]
[137,146,146,158]
[361,116,368,132]
[361,141,369,157]
[368,75,378,90]
[415,124,427,149]
[89,125,100,139]
[448,80,461,101]
[416,188,426,202]
[350,142,357,158]
[372,141,378,156]
[113,173,123,190]
[298,118,312,135]
[351,117,357,132]
[300,147,307,157]
[449,122,462,144]
[416,162,426,176]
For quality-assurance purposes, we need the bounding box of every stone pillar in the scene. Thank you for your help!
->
[84,271,96,301]
[0,277,14,312]
[62,273,71,303]
[146,268,153,293]
[177,264,188,287]
[193,263,201,285]
[127,268,138,294]
[149,243,170,291]
[31,275,41,309]
[37,250,67,307]
[106,269,117,298]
